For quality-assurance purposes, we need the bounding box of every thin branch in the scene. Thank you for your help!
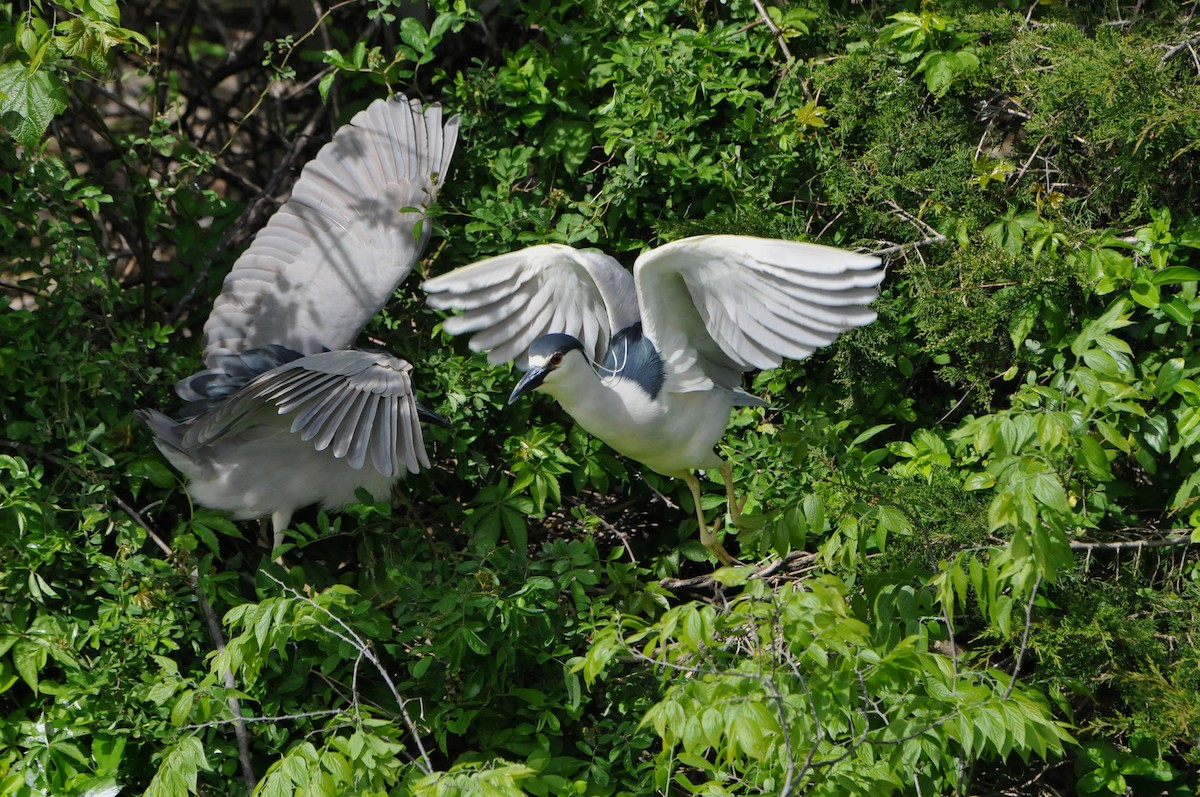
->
[184,708,344,729]
[872,199,947,257]
[936,386,976,425]
[1003,573,1042,700]
[191,568,259,794]
[1159,34,1200,68]
[660,549,818,591]
[748,0,793,62]
[261,572,434,774]
[640,475,680,512]
[112,493,175,559]
[1012,133,1050,185]
[0,279,51,300]
[1070,533,1194,552]
[114,494,258,794]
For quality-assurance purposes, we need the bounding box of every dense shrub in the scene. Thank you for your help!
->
[2,1,1199,795]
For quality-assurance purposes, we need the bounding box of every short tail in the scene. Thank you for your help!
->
[134,408,187,456]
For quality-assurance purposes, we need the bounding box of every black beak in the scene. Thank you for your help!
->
[508,365,550,405]
[416,402,453,429]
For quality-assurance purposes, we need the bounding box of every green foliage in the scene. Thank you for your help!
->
[4,1,1200,796]
[1075,739,1190,796]
[583,575,1072,794]
[878,10,980,97]
[0,1,148,146]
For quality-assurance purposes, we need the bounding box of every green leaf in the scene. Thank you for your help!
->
[1156,358,1186,400]
[1076,436,1112,481]
[1010,299,1039,349]
[0,62,69,147]
[544,118,593,173]
[398,17,431,53]
[1152,266,1200,285]
[964,472,996,490]
[850,423,893,448]
[13,639,46,693]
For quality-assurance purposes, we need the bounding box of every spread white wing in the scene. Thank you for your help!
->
[422,245,640,369]
[181,350,428,478]
[202,96,460,364]
[634,235,884,392]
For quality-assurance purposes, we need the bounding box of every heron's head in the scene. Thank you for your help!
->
[508,334,587,405]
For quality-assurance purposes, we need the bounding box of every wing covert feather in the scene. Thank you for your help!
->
[423,245,639,369]
[181,350,427,478]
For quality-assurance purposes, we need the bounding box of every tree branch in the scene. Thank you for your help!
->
[1070,533,1194,552]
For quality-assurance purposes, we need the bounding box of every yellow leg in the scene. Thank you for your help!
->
[269,510,292,565]
[719,459,748,529]
[682,471,736,566]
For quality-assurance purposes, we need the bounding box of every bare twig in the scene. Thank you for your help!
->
[872,199,947,257]
[660,549,818,591]
[936,386,976,425]
[641,476,680,512]
[261,571,434,774]
[1070,533,1194,552]
[1159,35,1200,68]
[1003,574,1042,700]
[184,708,343,729]
[1012,133,1050,185]
[748,0,793,62]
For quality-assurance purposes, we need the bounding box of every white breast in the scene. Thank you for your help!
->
[541,355,735,476]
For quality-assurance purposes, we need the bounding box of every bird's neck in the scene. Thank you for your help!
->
[539,354,607,416]
[598,324,665,400]
[540,354,664,441]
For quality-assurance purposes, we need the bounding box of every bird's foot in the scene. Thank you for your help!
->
[701,518,741,567]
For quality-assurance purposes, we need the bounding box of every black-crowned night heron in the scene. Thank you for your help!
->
[137,96,459,551]
[423,236,883,564]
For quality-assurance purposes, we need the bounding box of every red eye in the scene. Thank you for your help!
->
[550,352,564,366]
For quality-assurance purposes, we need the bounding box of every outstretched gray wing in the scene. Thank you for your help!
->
[634,235,884,393]
[181,350,428,478]
[202,97,460,364]
[422,245,640,370]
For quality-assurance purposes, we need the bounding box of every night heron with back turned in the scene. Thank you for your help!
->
[136,96,459,552]
[423,235,884,565]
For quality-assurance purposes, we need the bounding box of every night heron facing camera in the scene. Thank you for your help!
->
[423,236,884,565]
[137,96,459,551]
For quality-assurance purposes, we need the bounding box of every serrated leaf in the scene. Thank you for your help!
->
[0,62,69,147]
